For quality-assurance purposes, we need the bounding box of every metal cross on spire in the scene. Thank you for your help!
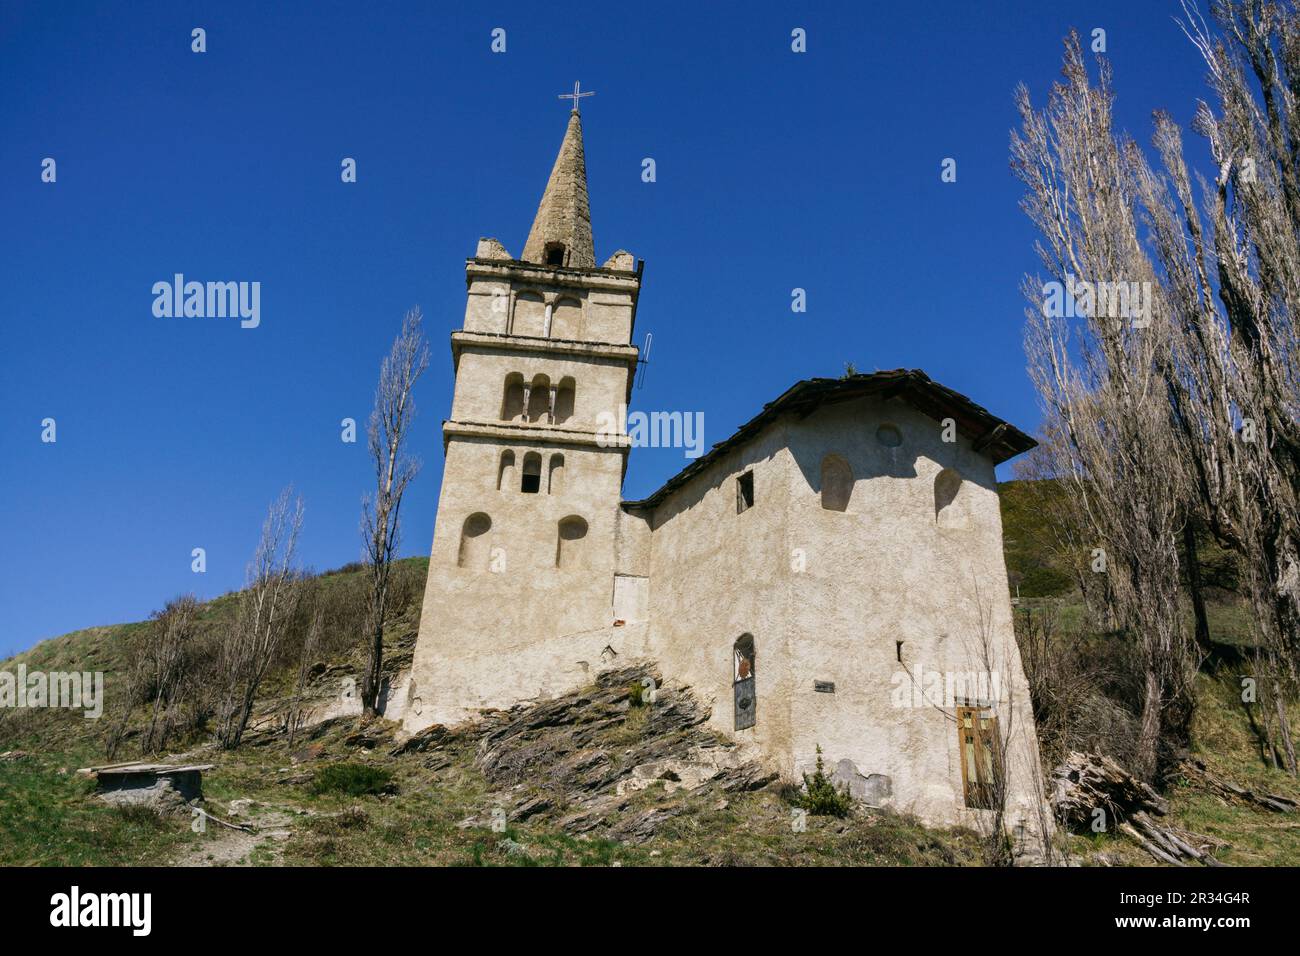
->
[558,81,595,113]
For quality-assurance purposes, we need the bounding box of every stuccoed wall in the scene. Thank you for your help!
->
[403,248,642,728]
[404,387,1046,832]
[636,422,798,774]
[404,434,628,724]
[626,395,1042,829]
[461,265,638,345]
[775,398,1044,828]
[450,345,633,430]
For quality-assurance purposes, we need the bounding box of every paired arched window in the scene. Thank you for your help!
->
[500,373,575,424]
[506,290,585,339]
[556,515,588,568]
[457,513,492,569]
[495,448,567,495]
[497,374,577,425]
[820,454,853,512]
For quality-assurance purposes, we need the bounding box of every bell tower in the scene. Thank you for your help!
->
[406,97,644,727]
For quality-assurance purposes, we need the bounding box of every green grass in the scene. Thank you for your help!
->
[1168,671,1300,866]
[309,763,393,797]
[998,480,1075,598]
[0,745,198,866]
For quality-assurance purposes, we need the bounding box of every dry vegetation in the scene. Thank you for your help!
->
[1010,0,1300,799]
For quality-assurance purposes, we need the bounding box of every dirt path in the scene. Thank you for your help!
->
[170,801,297,867]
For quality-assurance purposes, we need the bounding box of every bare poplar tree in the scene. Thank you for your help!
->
[1015,3,1300,774]
[1013,34,1200,780]
[1160,0,1300,771]
[359,307,428,715]
[216,488,305,749]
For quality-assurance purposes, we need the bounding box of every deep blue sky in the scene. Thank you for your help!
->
[1,1,1221,652]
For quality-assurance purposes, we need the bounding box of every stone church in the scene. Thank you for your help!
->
[403,105,1048,831]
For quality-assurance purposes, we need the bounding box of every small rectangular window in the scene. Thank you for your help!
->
[736,471,754,513]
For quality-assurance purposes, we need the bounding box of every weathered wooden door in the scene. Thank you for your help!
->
[957,705,1000,809]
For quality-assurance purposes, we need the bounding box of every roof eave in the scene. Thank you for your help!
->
[621,370,1036,510]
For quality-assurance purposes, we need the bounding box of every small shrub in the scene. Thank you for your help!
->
[627,682,646,707]
[798,746,853,818]
[309,763,394,797]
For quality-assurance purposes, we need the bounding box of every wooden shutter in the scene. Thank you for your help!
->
[957,706,1000,809]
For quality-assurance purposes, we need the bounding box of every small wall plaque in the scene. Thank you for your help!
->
[814,680,835,694]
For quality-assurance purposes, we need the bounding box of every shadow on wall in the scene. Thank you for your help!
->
[788,412,999,511]
[787,423,921,505]
[646,443,782,530]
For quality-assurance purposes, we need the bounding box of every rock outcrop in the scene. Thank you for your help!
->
[394,664,778,843]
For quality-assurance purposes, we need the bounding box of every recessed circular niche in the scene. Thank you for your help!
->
[876,424,903,447]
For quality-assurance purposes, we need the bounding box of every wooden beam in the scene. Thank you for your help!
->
[973,422,1008,454]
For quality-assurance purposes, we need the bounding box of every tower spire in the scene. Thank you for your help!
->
[522,104,595,269]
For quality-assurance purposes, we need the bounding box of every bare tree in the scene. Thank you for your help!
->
[1015,4,1300,773]
[1013,33,1201,780]
[106,594,200,759]
[285,606,323,745]
[359,307,428,716]
[1161,0,1300,771]
[141,594,200,753]
[215,488,305,749]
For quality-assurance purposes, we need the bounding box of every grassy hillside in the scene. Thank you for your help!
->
[2,483,1298,866]
[997,479,1076,599]
[0,588,982,867]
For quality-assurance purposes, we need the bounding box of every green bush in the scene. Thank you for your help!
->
[309,763,394,797]
[798,746,853,818]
